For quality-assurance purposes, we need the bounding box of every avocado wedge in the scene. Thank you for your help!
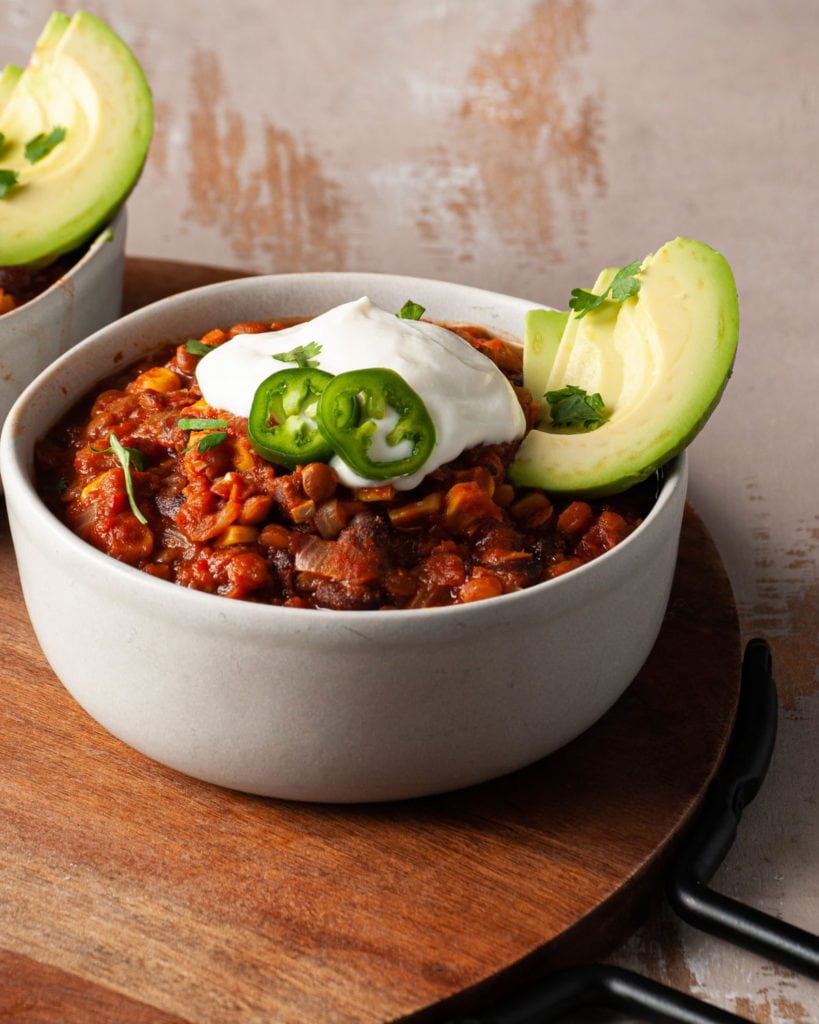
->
[0,11,153,266]
[510,238,739,497]
[522,308,570,407]
[0,66,23,112]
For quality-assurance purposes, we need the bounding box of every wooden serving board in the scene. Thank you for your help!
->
[0,260,742,1024]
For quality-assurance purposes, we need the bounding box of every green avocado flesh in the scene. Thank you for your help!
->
[510,238,739,497]
[522,308,569,406]
[0,66,23,111]
[0,11,153,266]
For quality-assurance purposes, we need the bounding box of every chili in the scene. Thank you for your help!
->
[34,316,656,611]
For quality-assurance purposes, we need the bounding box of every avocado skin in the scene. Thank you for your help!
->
[0,12,153,267]
[510,238,739,497]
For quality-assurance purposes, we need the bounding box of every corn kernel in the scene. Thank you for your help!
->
[80,468,116,501]
[214,525,259,547]
[355,485,396,502]
[231,439,256,472]
[387,492,443,528]
[182,399,211,416]
[132,366,180,394]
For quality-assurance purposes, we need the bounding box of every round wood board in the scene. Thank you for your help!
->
[0,259,742,1024]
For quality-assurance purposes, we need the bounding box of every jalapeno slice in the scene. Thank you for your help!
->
[248,367,334,468]
[317,368,436,481]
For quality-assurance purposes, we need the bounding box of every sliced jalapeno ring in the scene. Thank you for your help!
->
[317,367,436,481]
[248,367,334,468]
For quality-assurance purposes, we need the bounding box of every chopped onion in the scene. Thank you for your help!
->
[294,536,337,576]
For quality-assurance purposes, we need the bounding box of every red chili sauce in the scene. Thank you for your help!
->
[34,317,657,610]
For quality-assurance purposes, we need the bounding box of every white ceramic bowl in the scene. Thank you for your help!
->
[0,207,126,439]
[0,273,687,803]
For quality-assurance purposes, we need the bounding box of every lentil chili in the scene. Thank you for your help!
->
[0,249,84,314]
[34,317,657,611]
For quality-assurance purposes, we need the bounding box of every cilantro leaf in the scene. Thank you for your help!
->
[24,126,67,164]
[178,416,229,453]
[546,385,608,431]
[193,431,228,453]
[178,417,228,431]
[567,287,604,318]
[0,169,19,199]
[396,300,425,320]
[609,262,643,301]
[272,340,322,368]
[90,433,148,524]
[185,338,214,356]
[569,261,643,319]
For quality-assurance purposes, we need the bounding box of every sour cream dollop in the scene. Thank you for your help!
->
[196,296,526,490]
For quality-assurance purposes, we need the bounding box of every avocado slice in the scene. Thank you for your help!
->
[0,66,23,113]
[0,11,153,266]
[510,238,739,497]
[525,266,621,422]
[522,308,570,406]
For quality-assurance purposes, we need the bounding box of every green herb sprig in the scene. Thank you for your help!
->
[272,340,322,369]
[569,262,643,319]
[546,385,608,431]
[396,300,425,320]
[0,169,19,199]
[178,417,229,453]
[91,433,148,524]
[0,126,68,199]
[184,338,215,356]
[25,126,67,164]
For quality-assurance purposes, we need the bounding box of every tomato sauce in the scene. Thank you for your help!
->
[34,317,657,610]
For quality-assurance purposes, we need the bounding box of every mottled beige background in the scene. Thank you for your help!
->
[2,1,818,1021]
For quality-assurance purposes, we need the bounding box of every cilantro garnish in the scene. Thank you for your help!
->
[0,127,68,197]
[546,385,608,431]
[0,169,19,199]
[193,432,228,453]
[178,416,228,453]
[184,338,214,356]
[91,433,148,524]
[25,126,67,164]
[569,262,643,319]
[272,340,322,368]
[178,417,228,431]
[396,300,425,320]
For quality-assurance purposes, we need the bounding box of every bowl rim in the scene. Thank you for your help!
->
[0,269,688,624]
[0,206,127,325]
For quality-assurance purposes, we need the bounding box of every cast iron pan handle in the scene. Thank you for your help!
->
[666,636,819,979]
[444,962,754,1023]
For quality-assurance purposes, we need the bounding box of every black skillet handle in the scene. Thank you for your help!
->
[443,962,755,1023]
[666,637,819,980]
